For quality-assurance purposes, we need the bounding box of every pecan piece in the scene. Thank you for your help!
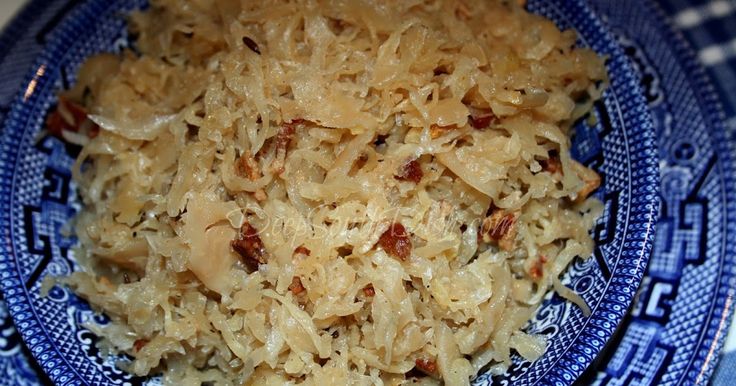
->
[294,245,311,257]
[231,222,267,272]
[394,159,423,183]
[46,96,99,139]
[377,223,412,260]
[236,151,261,180]
[235,151,267,201]
[363,285,375,297]
[539,154,562,175]
[468,108,498,130]
[415,358,438,375]
[529,255,548,281]
[288,276,306,295]
[133,339,148,352]
[271,121,297,175]
[480,210,519,251]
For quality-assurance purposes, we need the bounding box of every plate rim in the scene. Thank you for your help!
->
[593,0,736,383]
[516,1,660,384]
[0,2,141,386]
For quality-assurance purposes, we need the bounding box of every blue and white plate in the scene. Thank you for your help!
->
[0,0,663,385]
[580,1,736,385]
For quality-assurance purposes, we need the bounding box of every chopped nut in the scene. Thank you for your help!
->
[88,125,100,138]
[236,151,261,180]
[133,339,148,352]
[46,96,99,139]
[235,151,267,201]
[394,159,423,183]
[529,255,547,280]
[377,223,412,260]
[415,358,438,375]
[231,222,267,272]
[482,211,514,240]
[363,285,375,297]
[480,210,519,251]
[294,245,311,256]
[289,276,306,295]
[271,122,297,175]
[468,109,498,130]
[539,155,562,175]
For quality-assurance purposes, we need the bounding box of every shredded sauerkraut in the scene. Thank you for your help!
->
[53,0,607,384]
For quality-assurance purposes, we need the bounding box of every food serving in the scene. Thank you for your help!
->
[46,0,607,384]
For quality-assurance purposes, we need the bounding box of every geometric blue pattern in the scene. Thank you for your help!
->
[584,1,736,385]
[0,0,661,386]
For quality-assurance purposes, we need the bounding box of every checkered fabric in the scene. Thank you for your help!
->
[660,0,736,124]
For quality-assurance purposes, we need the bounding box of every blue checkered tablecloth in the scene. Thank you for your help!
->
[659,0,736,138]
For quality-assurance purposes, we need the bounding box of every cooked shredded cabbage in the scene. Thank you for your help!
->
[56,0,607,385]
